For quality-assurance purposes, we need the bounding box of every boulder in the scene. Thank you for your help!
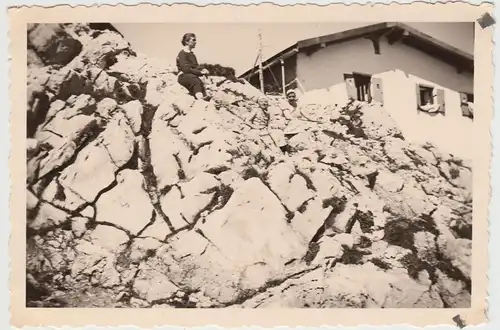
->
[28,200,70,232]
[291,197,333,242]
[154,232,243,304]
[120,100,143,135]
[96,98,118,119]
[266,163,315,211]
[133,258,179,303]
[75,30,132,70]
[322,263,443,308]
[436,235,471,279]
[45,67,92,101]
[57,113,135,210]
[199,178,306,270]
[35,96,97,149]
[95,170,153,236]
[27,49,44,67]
[241,268,326,308]
[71,217,89,238]
[89,225,130,253]
[149,123,189,190]
[28,24,83,65]
[129,237,163,263]
[71,241,121,288]
[435,270,471,308]
[88,68,120,98]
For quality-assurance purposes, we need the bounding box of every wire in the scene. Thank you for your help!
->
[245,52,260,80]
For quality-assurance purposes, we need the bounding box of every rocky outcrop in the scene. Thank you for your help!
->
[28,24,83,66]
[26,23,473,308]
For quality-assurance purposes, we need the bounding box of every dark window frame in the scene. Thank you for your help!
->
[344,72,373,102]
[460,91,474,119]
[417,84,435,106]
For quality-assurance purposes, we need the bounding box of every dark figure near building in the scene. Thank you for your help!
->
[176,33,210,100]
[286,89,298,109]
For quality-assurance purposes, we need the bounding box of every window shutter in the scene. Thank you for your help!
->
[461,104,471,117]
[459,92,470,117]
[344,75,357,100]
[371,77,383,103]
[416,84,422,107]
[436,88,445,114]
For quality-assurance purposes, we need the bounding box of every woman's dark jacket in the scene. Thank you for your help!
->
[176,50,203,76]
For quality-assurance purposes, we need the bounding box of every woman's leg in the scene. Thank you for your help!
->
[178,74,196,97]
[178,74,206,100]
[191,77,206,100]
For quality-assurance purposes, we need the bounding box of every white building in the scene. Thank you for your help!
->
[240,22,475,160]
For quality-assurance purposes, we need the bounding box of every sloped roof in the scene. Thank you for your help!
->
[239,22,474,79]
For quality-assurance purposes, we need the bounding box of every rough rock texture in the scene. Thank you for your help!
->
[26,24,472,308]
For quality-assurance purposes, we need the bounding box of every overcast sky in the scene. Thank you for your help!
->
[114,22,474,76]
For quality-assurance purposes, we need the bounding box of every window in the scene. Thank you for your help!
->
[460,92,474,119]
[418,85,434,106]
[415,83,445,115]
[344,72,372,102]
[460,92,474,104]
[354,72,372,102]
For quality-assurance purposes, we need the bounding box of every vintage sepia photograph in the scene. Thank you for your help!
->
[9,1,493,327]
[25,20,475,309]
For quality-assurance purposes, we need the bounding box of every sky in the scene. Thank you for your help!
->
[113,22,474,76]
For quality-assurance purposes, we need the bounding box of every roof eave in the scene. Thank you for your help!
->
[239,44,298,79]
[394,24,474,73]
[297,22,395,49]
[239,22,474,78]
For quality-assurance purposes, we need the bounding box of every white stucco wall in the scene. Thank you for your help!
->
[300,69,474,161]
[296,37,473,95]
[295,36,474,160]
[372,69,474,161]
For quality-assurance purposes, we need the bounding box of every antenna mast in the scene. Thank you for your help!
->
[258,30,264,93]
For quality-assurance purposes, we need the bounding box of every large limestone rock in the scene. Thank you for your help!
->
[57,113,135,210]
[71,30,132,70]
[267,164,316,211]
[88,68,120,99]
[199,177,306,270]
[138,230,243,304]
[28,24,83,65]
[25,23,473,309]
[119,100,143,135]
[437,234,471,279]
[35,95,97,149]
[243,262,444,308]
[149,122,190,190]
[71,240,122,288]
[133,258,179,303]
[322,263,444,308]
[241,267,327,308]
[95,170,153,235]
[28,197,70,232]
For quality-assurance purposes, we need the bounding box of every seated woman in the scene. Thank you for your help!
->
[176,33,210,100]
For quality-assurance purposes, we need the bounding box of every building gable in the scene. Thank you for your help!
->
[240,22,474,83]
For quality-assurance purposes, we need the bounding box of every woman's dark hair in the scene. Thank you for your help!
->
[181,33,196,46]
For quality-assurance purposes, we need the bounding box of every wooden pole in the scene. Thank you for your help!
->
[280,59,286,96]
[258,30,264,93]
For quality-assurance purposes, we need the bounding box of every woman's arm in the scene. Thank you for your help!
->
[177,51,203,76]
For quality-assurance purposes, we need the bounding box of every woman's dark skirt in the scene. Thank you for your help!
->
[178,73,206,97]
